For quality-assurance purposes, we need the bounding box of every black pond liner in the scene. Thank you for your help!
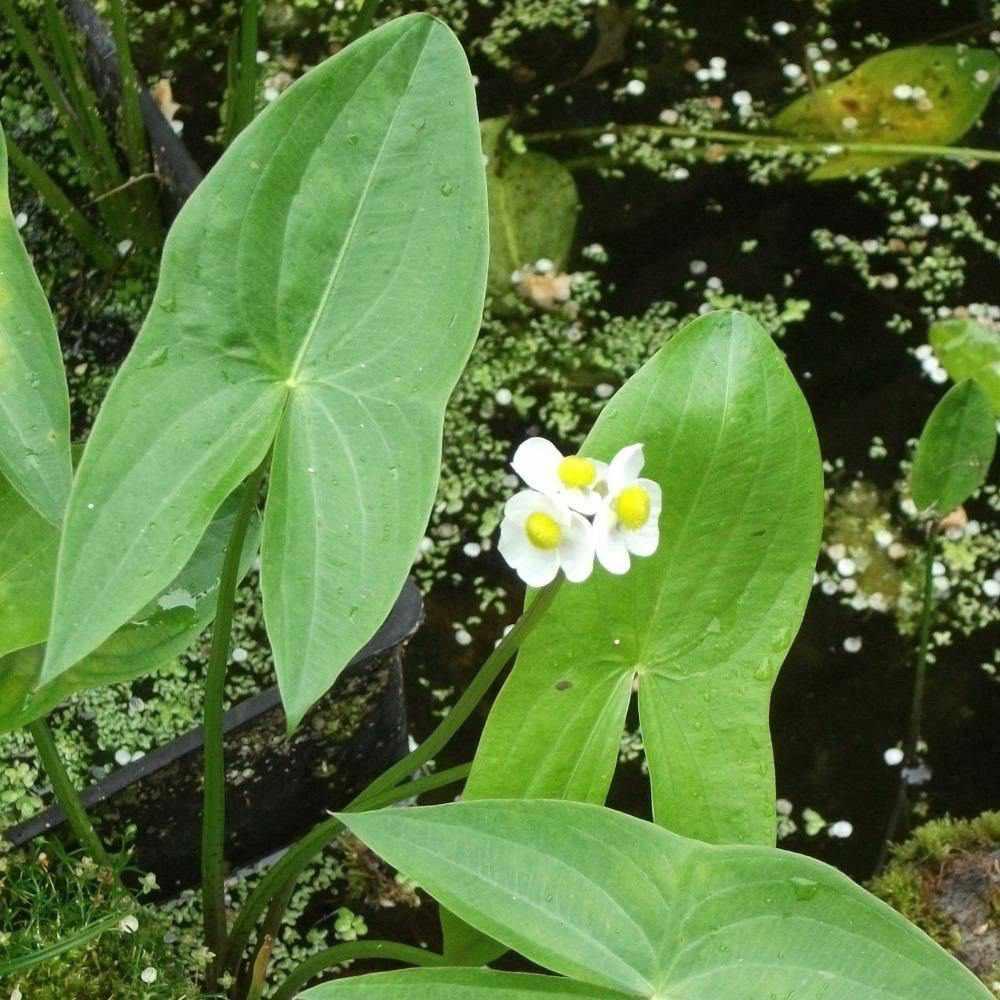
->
[5,581,422,893]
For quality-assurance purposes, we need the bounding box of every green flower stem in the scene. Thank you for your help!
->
[272,941,447,1000]
[877,524,938,871]
[0,910,126,978]
[28,718,111,867]
[526,123,1000,165]
[201,461,268,990]
[353,579,562,808]
[905,525,938,768]
[227,580,560,981]
[227,763,472,987]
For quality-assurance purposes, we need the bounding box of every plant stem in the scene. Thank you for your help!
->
[348,0,383,43]
[5,135,118,271]
[225,762,473,982]
[28,718,111,867]
[226,581,559,979]
[905,525,938,769]
[876,525,938,872]
[0,910,126,978]
[201,461,268,990]
[228,0,260,141]
[525,122,1000,165]
[272,941,447,1000]
[107,0,162,245]
[354,579,562,808]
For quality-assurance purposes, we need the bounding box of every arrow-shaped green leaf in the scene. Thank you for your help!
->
[41,14,488,727]
[0,121,72,525]
[341,800,990,1000]
[0,489,261,731]
[465,311,823,846]
[910,379,996,516]
[302,969,626,999]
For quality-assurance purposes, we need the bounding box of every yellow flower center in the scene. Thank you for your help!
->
[558,455,597,489]
[613,485,651,530]
[525,511,562,550]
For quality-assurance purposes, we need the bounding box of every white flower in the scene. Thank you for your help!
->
[498,490,594,586]
[119,914,139,934]
[140,967,158,984]
[511,437,607,516]
[594,444,662,575]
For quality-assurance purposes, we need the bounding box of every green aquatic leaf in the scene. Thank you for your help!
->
[483,118,578,301]
[301,969,623,1000]
[0,122,72,524]
[773,46,1000,179]
[343,800,991,1000]
[0,491,260,731]
[910,379,996,516]
[0,468,57,659]
[465,311,823,845]
[930,317,1000,413]
[446,311,822,964]
[41,15,488,728]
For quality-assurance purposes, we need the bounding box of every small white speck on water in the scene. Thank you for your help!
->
[836,557,856,577]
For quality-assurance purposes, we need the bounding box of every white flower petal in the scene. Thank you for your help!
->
[637,478,662,518]
[512,437,564,494]
[504,489,546,522]
[560,512,595,582]
[607,443,645,492]
[626,519,659,557]
[516,546,561,587]
[498,516,533,564]
[563,487,601,516]
[594,505,631,575]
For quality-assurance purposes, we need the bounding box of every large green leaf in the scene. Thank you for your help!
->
[483,119,578,302]
[0,121,72,524]
[0,467,57,658]
[341,800,990,999]
[302,969,624,999]
[0,491,261,731]
[930,317,1000,413]
[40,14,488,727]
[774,46,1000,179]
[465,311,823,846]
[910,380,996,516]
